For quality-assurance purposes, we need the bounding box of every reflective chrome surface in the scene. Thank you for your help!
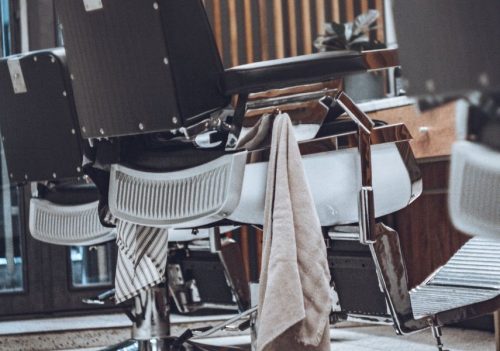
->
[131,287,171,341]
[246,123,412,163]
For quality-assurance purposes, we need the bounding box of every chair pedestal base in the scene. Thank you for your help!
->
[137,338,185,351]
[131,287,178,350]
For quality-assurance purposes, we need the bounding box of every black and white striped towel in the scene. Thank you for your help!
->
[114,221,169,304]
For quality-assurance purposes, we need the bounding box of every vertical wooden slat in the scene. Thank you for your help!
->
[287,0,298,56]
[273,0,285,58]
[212,0,224,58]
[345,0,355,21]
[315,0,325,36]
[258,0,269,60]
[375,0,385,42]
[228,0,239,66]
[301,0,312,54]
[360,0,369,13]
[256,229,263,275]
[239,225,251,281]
[243,0,254,63]
[332,0,340,23]
[495,311,500,351]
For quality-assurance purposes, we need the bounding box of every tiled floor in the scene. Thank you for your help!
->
[195,325,495,351]
[1,315,495,351]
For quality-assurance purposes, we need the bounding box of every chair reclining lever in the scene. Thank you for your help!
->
[82,288,116,305]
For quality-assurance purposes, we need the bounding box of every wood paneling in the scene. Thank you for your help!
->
[495,311,500,351]
[373,103,467,288]
[391,160,470,288]
[204,0,385,66]
[369,102,457,160]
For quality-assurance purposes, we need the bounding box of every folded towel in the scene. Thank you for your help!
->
[257,113,332,351]
[114,221,169,304]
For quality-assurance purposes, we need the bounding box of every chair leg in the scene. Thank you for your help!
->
[137,338,185,351]
[495,310,500,351]
[430,324,449,351]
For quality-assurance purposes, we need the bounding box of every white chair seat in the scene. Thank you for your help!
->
[108,138,420,228]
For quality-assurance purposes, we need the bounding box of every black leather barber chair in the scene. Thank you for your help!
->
[0,48,114,247]
[52,1,418,350]
[0,48,246,351]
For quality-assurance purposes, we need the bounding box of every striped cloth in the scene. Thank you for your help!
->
[114,220,169,304]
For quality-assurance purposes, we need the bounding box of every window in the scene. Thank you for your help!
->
[71,243,114,288]
[0,0,119,318]
[0,150,24,294]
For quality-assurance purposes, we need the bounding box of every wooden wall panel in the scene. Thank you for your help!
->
[204,0,386,66]
[391,161,470,288]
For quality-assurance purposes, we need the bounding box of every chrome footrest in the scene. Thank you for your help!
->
[108,152,248,227]
[410,238,500,318]
[29,199,115,246]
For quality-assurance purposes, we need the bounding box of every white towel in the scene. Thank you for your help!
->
[257,113,332,351]
[114,221,169,304]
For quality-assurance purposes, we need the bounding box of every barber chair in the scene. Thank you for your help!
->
[0,47,246,351]
[0,48,114,246]
[51,0,420,349]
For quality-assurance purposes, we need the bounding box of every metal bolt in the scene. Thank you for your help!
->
[419,126,430,134]
[62,91,67,97]
[33,56,38,62]
[9,173,13,178]
[153,2,159,10]
[425,79,435,93]
[52,172,57,179]
[51,56,56,63]
[99,128,105,135]
[24,174,28,180]
[163,57,169,65]
[479,73,490,87]
[70,74,75,80]
[71,129,76,135]
[76,166,82,172]
[172,116,178,124]
[82,126,87,133]
[138,123,145,130]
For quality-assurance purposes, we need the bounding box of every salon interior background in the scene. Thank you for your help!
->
[21,0,386,62]
[0,0,384,315]
[2,0,387,286]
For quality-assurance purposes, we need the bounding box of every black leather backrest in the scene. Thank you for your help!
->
[0,49,84,184]
[55,0,229,139]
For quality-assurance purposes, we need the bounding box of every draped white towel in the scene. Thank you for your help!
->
[257,113,332,351]
[114,221,169,304]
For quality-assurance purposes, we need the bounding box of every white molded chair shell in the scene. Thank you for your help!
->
[230,142,419,226]
[29,199,116,246]
[449,141,500,238]
[108,141,420,228]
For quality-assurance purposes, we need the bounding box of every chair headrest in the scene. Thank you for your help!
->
[0,49,83,184]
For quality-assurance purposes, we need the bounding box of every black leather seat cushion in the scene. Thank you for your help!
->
[38,182,100,206]
[224,50,365,95]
